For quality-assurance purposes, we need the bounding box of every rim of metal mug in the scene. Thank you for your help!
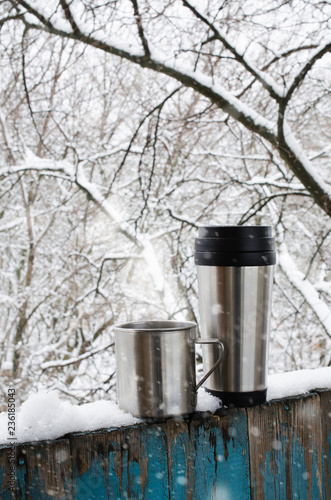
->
[114,320,197,332]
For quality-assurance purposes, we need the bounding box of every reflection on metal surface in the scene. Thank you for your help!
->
[114,320,223,418]
[197,266,274,393]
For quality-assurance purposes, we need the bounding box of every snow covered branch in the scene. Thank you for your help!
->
[130,0,151,59]
[40,340,115,370]
[182,0,284,101]
[284,38,331,105]
[3,152,183,318]
[58,0,80,34]
[277,121,331,217]
[7,0,330,218]
[278,242,331,339]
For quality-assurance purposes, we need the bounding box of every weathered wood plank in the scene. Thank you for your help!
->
[24,439,72,499]
[247,393,325,500]
[187,408,251,500]
[0,439,73,499]
[166,417,189,499]
[0,441,14,499]
[70,431,110,499]
[118,424,170,499]
[70,423,170,499]
[319,390,331,500]
[106,428,122,499]
[1,391,330,499]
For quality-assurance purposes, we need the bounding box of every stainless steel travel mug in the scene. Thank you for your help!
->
[114,320,224,418]
[195,226,276,407]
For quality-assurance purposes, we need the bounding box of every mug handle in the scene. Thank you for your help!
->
[194,339,224,392]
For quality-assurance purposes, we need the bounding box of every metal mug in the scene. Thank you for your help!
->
[114,320,224,418]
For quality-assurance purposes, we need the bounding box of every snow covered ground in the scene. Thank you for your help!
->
[0,367,330,445]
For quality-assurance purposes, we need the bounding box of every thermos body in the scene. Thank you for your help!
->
[195,226,276,407]
[197,265,274,403]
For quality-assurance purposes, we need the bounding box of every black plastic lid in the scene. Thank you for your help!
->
[198,225,272,240]
[195,225,276,267]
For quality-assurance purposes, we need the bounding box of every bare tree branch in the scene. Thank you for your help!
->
[284,39,331,105]
[8,1,330,216]
[238,191,312,225]
[59,0,80,34]
[0,13,23,28]
[130,0,150,59]
[182,0,283,101]
[12,0,55,31]
[236,44,319,98]
[40,340,115,370]
[109,86,182,191]
[21,27,52,155]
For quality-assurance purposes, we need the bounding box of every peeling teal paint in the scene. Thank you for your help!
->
[14,451,27,499]
[0,392,330,499]
[142,427,169,499]
[108,441,123,500]
[0,467,12,500]
[262,443,288,499]
[74,456,109,500]
[189,413,251,500]
[167,423,188,499]
[290,436,324,500]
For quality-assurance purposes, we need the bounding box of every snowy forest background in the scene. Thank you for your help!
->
[0,0,330,408]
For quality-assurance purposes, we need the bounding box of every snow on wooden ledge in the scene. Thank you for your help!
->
[0,388,330,499]
[1,367,331,446]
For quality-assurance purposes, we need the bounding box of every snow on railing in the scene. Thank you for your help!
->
[0,367,330,446]
[0,368,330,499]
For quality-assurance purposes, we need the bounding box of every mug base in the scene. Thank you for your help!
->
[206,388,267,407]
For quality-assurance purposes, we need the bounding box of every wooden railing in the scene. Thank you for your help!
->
[0,390,330,499]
